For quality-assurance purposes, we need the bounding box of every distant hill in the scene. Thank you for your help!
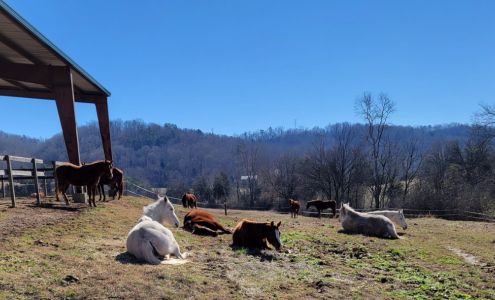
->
[0,120,472,187]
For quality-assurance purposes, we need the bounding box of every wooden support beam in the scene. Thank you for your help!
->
[0,88,105,103]
[1,177,5,198]
[53,67,81,165]
[95,97,113,161]
[0,62,62,85]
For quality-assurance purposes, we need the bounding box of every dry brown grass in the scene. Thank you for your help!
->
[0,196,494,299]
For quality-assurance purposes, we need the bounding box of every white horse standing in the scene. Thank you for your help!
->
[367,210,408,230]
[126,196,185,265]
[339,203,399,239]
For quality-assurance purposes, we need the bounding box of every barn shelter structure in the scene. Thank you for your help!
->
[0,1,112,165]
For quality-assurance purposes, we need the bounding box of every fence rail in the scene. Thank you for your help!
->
[0,154,66,207]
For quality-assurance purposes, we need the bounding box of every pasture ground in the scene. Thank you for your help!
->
[0,196,494,299]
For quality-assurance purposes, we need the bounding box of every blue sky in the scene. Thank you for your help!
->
[1,0,494,138]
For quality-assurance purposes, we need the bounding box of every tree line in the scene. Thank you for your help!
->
[0,94,492,214]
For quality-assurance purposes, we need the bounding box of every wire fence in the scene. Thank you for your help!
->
[123,180,495,223]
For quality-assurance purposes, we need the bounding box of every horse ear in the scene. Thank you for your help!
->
[277,221,281,228]
[270,221,274,227]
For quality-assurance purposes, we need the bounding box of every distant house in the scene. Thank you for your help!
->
[238,175,259,196]
[240,175,258,181]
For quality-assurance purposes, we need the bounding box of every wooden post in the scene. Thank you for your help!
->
[1,177,4,198]
[224,201,227,215]
[6,155,15,207]
[53,161,59,201]
[32,158,41,205]
[43,178,48,197]
[95,98,113,161]
[53,67,81,165]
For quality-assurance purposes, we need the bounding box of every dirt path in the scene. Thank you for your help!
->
[0,198,85,242]
[447,246,481,265]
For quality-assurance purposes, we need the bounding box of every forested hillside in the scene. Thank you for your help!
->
[1,120,471,187]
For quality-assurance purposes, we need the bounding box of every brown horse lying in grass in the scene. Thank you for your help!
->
[306,200,337,218]
[56,160,113,207]
[232,219,282,250]
[288,199,300,218]
[182,193,197,208]
[97,167,124,201]
[183,209,231,236]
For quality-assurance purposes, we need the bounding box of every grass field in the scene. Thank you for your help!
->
[0,196,494,299]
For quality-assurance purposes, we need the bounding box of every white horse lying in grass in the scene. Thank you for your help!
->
[367,209,408,230]
[339,203,399,239]
[126,195,186,265]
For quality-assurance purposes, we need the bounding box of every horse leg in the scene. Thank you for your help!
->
[61,184,70,205]
[92,186,97,207]
[102,184,106,202]
[87,186,92,207]
[118,182,123,200]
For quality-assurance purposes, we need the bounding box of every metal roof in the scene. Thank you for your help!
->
[0,0,110,99]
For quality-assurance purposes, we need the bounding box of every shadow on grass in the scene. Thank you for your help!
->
[27,202,84,212]
[337,229,403,239]
[115,251,144,265]
[230,245,279,262]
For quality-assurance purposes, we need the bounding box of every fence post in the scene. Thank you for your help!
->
[43,178,48,197]
[224,201,228,215]
[6,155,15,207]
[52,161,59,201]
[1,177,4,198]
[32,158,41,206]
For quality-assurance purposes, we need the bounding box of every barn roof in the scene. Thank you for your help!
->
[0,0,110,101]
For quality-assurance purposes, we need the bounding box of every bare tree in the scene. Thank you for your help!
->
[356,92,396,208]
[265,152,301,201]
[328,123,362,205]
[399,135,423,203]
[301,136,334,201]
[236,139,260,207]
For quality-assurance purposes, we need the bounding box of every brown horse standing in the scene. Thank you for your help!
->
[97,167,124,201]
[183,209,231,236]
[288,199,300,218]
[232,219,282,250]
[182,193,197,208]
[56,160,113,207]
[306,200,337,218]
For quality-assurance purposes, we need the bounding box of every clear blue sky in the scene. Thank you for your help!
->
[1,0,494,138]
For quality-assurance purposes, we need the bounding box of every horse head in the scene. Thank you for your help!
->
[398,209,408,230]
[159,196,180,228]
[104,160,114,180]
[266,221,282,250]
[144,195,180,227]
[339,203,348,222]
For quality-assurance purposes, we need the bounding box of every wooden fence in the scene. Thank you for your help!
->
[0,155,65,207]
